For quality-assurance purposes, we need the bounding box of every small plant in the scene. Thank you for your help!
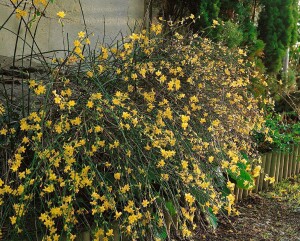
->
[254,112,300,152]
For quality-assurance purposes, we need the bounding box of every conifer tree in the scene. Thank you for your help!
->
[258,0,298,73]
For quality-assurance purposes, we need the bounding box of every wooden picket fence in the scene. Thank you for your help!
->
[234,144,300,202]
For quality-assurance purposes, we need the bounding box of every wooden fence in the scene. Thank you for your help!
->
[234,144,300,202]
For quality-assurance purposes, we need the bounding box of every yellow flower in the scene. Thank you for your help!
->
[213,19,219,25]
[156,159,165,168]
[78,31,86,38]
[264,175,275,184]
[139,68,147,78]
[86,71,93,78]
[212,205,219,214]
[70,117,81,126]
[16,9,27,19]
[212,119,220,127]
[224,68,231,75]
[0,128,7,135]
[115,211,122,220]
[120,184,130,194]
[114,173,121,180]
[185,193,195,205]
[181,115,190,123]
[57,11,66,18]
[252,165,261,178]
[43,184,55,193]
[68,100,76,107]
[86,101,94,108]
[142,199,149,207]
[34,85,46,95]
[227,181,235,191]
[10,216,17,225]
[181,160,188,169]
[106,229,114,237]
[131,73,138,80]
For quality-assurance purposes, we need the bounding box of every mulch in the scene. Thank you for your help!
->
[194,194,300,241]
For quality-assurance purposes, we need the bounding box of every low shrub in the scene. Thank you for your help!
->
[0,4,269,240]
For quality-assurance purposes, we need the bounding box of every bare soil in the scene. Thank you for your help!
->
[195,178,300,241]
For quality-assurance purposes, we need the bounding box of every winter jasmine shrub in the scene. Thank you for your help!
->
[0,2,271,240]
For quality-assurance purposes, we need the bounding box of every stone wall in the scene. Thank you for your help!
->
[0,0,145,58]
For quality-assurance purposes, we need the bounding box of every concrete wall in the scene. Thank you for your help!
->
[0,0,145,59]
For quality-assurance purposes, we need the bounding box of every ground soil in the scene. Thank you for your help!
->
[195,182,300,241]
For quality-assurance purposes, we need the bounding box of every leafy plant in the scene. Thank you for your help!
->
[0,1,269,240]
[254,112,300,152]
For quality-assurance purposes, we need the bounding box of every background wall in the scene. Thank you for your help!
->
[0,0,145,59]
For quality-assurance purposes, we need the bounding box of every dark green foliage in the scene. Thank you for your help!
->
[156,0,298,76]
[197,0,221,29]
[154,0,220,33]
[258,0,299,73]
[218,20,244,48]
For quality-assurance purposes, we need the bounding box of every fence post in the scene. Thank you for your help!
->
[296,145,300,174]
[275,152,282,183]
[242,189,249,199]
[278,151,285,182]
[234,186,240,203]
[263,152,272,190]
[269,152,278,184]
[257,154,266,192]
[283,150,289,179]
[288,145,294,177]
[238,188,244,202]
[291,144,298,176]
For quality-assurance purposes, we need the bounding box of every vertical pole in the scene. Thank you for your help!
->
[275,152,282,183]
[292,144,298,176]
[269,152,278,184]
[278,150,285,182]
[283,150,289,179]
[242,189,249,199]
[296,145,300,174]
[287,147,293,177]
[257,154,266,192]
[234,186,239,203]
[282,47,289,75]
[263,152,272,190]
[238,188,244,201]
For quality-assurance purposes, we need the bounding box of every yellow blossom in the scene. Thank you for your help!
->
[78,31,86,38]
[57,11,66,18]
[114,173,121,180]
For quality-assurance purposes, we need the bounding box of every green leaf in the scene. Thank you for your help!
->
[156,227,168,240]
[236,169,254,189]
[221,186,231,197]
[207,207,218,229]
[240,151,249,162]
[165,201,176,216]
[237,162,247,170]
[228,166,254,189]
